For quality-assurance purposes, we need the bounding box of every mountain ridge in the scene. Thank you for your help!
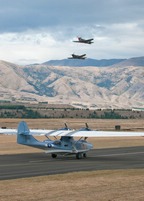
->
[43,58,126,67]
[0,56,144,109]
[42,56,144,67]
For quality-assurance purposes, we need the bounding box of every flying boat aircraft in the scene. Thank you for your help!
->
[68,53,86,59]
[0,121,144,159]
[73,37,94,44]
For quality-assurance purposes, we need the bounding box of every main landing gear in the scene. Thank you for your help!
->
[51,153,57,158]
[76,152,87,159]
[51,153,87,159]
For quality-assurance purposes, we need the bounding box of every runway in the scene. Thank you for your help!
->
[0,146,144,180]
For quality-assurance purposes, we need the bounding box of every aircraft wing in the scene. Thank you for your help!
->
[0,128,54,136]
[0,128,17,135]
[45,130,144,137]
[1,124,144,137]
[86,38,93,42]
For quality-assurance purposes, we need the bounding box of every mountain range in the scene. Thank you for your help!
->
[43,58,125,67]
[0,56,144,109]
[43,56,144,67]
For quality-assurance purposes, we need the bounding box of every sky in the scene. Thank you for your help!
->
[0,0,144,64]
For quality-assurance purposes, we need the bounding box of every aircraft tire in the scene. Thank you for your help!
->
[83,153,87,158]
[51,154,57,158]
[76,153,83,159]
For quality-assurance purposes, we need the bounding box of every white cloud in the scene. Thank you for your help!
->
[0,20,144,64]
[0,31,78,64]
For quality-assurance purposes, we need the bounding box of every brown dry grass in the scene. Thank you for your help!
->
[0,119,144,201]
[0,170,144,201]
[0,118,144,130]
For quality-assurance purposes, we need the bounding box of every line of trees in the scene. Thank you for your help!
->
[0,104,142,119]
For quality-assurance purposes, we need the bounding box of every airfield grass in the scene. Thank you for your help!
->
[0,170,144,201]
[0,118,144,201]
[0,118,144,131]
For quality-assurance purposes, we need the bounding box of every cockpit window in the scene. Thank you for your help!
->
[60,136,73,141]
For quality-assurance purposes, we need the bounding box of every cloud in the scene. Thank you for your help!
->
[0,0,144,33]
[0,0,144,64]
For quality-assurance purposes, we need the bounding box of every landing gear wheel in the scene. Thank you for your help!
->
[83,153,87,158]
[51,154,57,158]
[76,153,83,159]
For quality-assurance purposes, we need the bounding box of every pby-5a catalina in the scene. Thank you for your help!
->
[0,121,144,159]
[68,53,86,59]
[73,37,94,44]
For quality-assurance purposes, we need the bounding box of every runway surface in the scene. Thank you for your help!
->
[0,146,144,180]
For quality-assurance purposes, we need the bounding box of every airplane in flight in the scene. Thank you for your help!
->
[0,121,144,159]
[73,37,94,44]
[68,53,86,59]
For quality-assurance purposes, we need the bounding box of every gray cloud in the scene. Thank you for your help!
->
[0,0,144,64]
[0,0,144,33]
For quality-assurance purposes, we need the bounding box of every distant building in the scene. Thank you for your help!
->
[132,107,144,111]
[38,102,48,105]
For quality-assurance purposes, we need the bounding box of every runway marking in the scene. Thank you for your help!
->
[29,159,51,163]
[0,163,31,167]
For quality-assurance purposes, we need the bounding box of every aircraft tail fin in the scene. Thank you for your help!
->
[17,121,30,135]
[17,121,37,145]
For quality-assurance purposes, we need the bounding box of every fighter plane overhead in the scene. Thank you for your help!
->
[68,53,86,59]
[73,37,94,44]
[0,121,144,159]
